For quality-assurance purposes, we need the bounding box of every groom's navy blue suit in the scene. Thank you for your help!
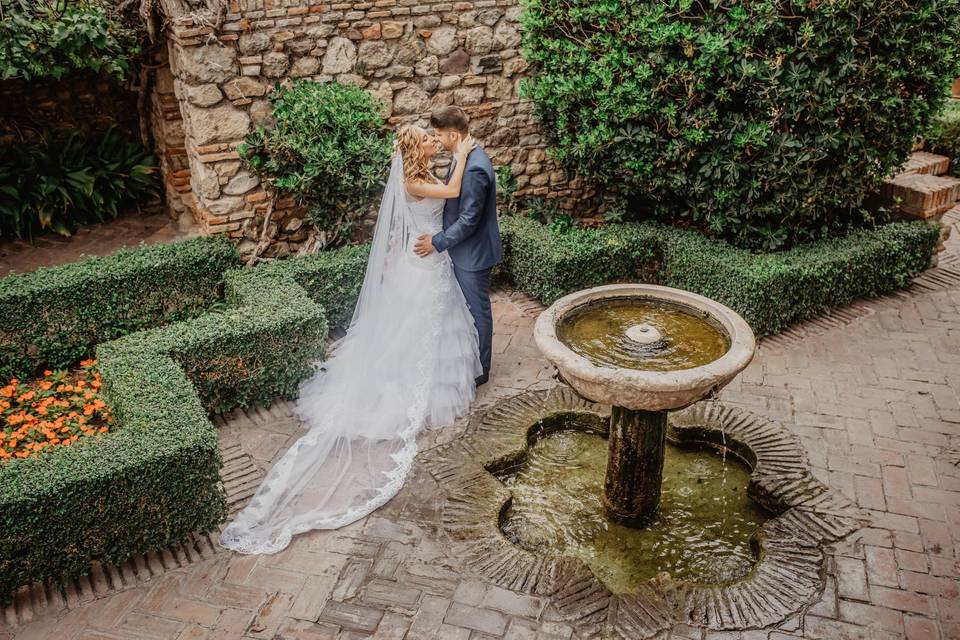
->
[432,146,502,384]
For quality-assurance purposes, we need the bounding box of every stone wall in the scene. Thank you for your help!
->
[157,0,582,257]
[149,46,197,221]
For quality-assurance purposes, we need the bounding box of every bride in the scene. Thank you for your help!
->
[219,125,483,554]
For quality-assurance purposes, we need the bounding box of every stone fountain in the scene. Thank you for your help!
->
[422,283,863,638]
[534,283,757,527]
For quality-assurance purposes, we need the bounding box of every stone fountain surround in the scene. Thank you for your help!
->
[420,386,865,639]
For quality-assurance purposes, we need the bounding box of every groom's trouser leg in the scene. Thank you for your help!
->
[454,265,493,381]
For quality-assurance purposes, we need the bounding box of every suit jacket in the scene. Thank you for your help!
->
[431,146,502,272]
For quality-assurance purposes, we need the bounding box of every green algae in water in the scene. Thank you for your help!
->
[496,429,769,593]
[557,298,730,371]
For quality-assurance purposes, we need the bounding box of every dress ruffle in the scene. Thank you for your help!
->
[219,195,482,554]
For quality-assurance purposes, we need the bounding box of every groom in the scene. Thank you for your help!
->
[414,106,502,386]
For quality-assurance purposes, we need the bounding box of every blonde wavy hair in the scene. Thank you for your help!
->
[394,125,433,185]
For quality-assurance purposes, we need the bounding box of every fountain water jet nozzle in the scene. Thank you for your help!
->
[625,323,662,344]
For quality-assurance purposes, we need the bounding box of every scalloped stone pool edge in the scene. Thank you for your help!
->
[419,386,865,639]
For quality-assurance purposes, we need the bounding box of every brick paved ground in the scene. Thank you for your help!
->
[2,221,959,639]
[0,209,196,277]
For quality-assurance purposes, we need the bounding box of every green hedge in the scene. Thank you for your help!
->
[501,216,940,336]
[500,220,659,304]
[0,236,239,381]
[258,243,370,330]
[0,243,367,603]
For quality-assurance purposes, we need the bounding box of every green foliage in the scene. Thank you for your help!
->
[0,236,239,381]
[925,100,960,176]
[521,0,960,250]
[257,243,370,330]
[500,216,940,336]
[0,240,369,602]
[0,0,142,81]
[501,217,659,303]
[0,127,160,239]
[0,344,226,604]
[240,81,392,247]
[496,164,521,215]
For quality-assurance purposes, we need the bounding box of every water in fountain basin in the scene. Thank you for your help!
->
[496,428,769,592]
[557,299,729,371]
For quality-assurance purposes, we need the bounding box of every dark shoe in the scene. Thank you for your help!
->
[475,375,489,387]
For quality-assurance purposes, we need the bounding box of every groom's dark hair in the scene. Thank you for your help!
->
[430,106,469,134]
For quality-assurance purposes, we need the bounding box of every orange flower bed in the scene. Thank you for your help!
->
[1,359,113,461]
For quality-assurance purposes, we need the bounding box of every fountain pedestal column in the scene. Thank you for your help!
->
[603,406,668,527]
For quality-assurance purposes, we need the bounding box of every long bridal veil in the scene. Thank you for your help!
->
[219,153,442,554]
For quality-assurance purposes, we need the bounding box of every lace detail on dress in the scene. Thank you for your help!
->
[218,176,481,555]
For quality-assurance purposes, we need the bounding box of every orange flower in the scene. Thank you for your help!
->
[2,361,112,460]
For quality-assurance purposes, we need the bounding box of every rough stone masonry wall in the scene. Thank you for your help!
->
[158,0,583,257]
[149,45,196,221]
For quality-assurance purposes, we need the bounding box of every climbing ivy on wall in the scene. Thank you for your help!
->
[0,0,143,81]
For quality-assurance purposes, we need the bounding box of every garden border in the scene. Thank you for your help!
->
[0,244,368,604]
[499,216,942,337]
[0,235,240,380]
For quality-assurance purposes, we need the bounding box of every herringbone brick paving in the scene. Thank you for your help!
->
[2,222,959,639]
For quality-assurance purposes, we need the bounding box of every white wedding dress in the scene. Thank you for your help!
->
[219,153,482,554]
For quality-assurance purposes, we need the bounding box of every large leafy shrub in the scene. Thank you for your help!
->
[500,216,940,335]
[926,99,960,175]
[521,0,960,249]
[0,127,160,239]
[240,81,392,247]
[0,0,142,81]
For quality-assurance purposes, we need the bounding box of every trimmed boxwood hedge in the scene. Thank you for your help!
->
[0,236,240,381]
[257,243,370,330]
[0,243,368,603]
[501,216,940,336]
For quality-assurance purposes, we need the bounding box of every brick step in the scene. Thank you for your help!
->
[897,151,951,177]
[881,172,960,220]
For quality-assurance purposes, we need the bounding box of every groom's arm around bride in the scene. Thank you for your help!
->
[413,106,502,386]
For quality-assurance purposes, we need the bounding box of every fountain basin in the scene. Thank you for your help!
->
[534,284,756,411]
[419,388,863,639]
[496,423,770,592]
